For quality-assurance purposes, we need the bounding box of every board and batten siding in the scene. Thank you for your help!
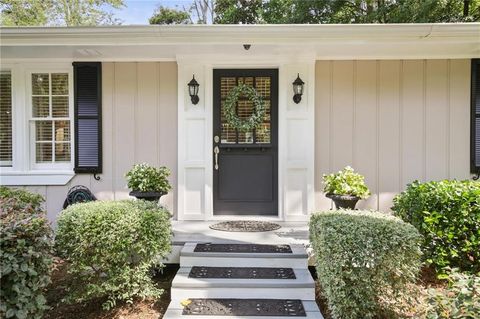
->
[315,59,471,212]
[25,62,178,222]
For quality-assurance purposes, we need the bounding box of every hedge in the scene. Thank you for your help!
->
[0,187,53,319]
[310,210,422,319]
[392,180,480,274]
[55,200,172,310]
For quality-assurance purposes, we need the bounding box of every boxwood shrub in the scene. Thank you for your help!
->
[55,200,172,310]
[392,180,480,274]
[0,187,53,319]
[310,210,422,319]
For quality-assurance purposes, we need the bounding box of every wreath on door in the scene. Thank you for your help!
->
[223,83,265,132]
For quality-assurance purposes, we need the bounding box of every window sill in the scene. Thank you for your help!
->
[0,171,75,186]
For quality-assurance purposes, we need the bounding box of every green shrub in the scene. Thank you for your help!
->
[55,200,172,310]
[322,166,370,199]
[0,187,53,319]
[392,180,480,274]
[425,269,480,318]
[310,210,422,319]
[125,163,172,193]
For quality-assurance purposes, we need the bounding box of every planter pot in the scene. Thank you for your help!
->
[129,191,166,202]
[326,194,360,210]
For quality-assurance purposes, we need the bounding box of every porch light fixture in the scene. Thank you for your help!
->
[188,75,200,105]
[292,73,304,104]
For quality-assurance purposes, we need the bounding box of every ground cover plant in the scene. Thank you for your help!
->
[392,180,480,275]
[0,187,53,319]
[310,210,422,319]
[55,200,172,310]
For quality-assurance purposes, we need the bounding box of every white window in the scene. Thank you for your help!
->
[0,71,13,167]
[0,64,74,185]
[29,72,72,169]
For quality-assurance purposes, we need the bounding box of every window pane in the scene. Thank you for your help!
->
[52,73,68,95]
[32,96,50,117]
[54,120,70,142]
[52,96,69,117]
[55,142,70,162]
[36,143,52,162]
[32,73,49,95]
[36,121,52,141]
[0,71,12,165]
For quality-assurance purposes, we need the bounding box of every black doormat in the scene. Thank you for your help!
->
[209,220,281,232]
[194,243,293,253]
[182,299,306,316]
[189,266,296,279]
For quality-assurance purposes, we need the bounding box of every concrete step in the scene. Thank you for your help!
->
[170,267,315,303]
[180,243,308,268]
[163,300,323,319]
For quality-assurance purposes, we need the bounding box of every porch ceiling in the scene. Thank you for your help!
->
[1,23,479,61]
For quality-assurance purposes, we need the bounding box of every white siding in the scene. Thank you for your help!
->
[25,62,178,223]
[315,59,471,212]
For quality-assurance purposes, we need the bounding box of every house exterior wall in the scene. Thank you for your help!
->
[315,59,471,212]
[25,62,178,222]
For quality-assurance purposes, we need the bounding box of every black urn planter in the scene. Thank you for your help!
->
[129,191,166,202]
[326,193,360,210]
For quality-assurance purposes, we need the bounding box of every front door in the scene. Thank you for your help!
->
[213,69,278,215]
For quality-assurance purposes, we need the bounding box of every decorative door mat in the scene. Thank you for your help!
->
[189,266,296,279]
[194,243,293,253]
[209,220,281,232]
[182,299,306,316]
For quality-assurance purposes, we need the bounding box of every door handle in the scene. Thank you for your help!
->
[214,146,220,170]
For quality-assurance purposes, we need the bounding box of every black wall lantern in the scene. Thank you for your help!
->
[188,75,200,105]
[292,73,304,104]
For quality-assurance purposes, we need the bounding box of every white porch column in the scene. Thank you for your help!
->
[279,63,316,221]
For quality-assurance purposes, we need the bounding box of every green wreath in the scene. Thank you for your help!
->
[223,83,265,132]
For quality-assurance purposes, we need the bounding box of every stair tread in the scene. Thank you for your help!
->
[164,300,323,319]
[173,267,315,288]
[181,242,308,258]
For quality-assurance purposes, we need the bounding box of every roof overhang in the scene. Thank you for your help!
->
[1,23,479,61]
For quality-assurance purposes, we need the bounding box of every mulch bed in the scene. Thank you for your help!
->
[44,259,178,319]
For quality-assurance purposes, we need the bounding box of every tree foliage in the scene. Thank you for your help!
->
[149,5,191,25]
[214,0,480,24]
[1,0,124,26]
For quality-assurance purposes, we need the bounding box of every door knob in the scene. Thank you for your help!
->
[214,135,220,143]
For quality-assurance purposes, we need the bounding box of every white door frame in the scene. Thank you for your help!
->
[177,54,315,221]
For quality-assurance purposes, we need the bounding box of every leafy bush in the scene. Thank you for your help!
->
[425,269,480,318]
[310,210,422,319]
[55,200,172,310]
[0,187,53,319]
[392,180,480,274]
[323,166,370,199]
[125,163,172,193]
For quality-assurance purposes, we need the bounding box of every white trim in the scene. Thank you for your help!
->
[0,171,74,185]
[1,24,478,46]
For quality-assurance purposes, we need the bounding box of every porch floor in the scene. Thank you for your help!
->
[172,221,309,246]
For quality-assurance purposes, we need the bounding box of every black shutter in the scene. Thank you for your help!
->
[73,62,102,175]
[472,59,480,176]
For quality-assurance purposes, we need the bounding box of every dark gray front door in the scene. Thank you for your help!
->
[213,69,278,215]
